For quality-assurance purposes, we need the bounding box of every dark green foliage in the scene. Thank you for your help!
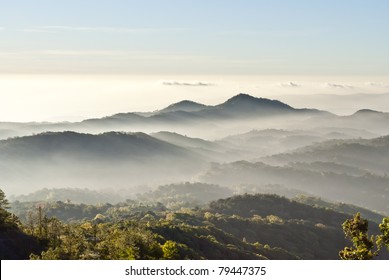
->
[3,188,389,260]
[1,189,19,230]
[377,218,389,251]
[161,240,180,260]
[30,221,164,260]
[209,194,351,227]
[0,230,43,260]
[0,189,9,209]
[151,221,291,260]
[0,189,43,259]
[339,214,389,260]
[339,213,376,260]
[204,213,343,259]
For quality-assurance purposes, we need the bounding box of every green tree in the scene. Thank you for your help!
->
[339,213,377,260]
[162,240,180,260]
[0,189,10,210]
[0,189,15,229]
[377,218,389,251]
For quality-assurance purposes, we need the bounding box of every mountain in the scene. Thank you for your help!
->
[199,160,389,214]
[0,131,195,159]
[10,187,126,204]
[88,94,323,124]
[293,195,385,224]
[311,109,389,135]
[192,93,328,119]
[159,100,208,113]
[217,93,294,112]
[206,194,388,259]
[150,131,231,161]
[0,94,336,140]
[0,131,205,195]
[152,131,216,149]
[352,109,384,115]
[264,135,389,175]
[82,113,146,126]
[274,92,389,116]
[136,182,234,208]
[218,129,325,159]
[151,130,332,162]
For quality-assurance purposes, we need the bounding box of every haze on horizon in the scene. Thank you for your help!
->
[0,74,389,122]
[1,0,388,121]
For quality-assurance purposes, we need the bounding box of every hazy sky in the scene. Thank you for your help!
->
[1,0,389,75]
[1,1,389,121]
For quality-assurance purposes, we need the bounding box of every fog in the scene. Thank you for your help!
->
[1,74,389,122]
[1,90,389,216]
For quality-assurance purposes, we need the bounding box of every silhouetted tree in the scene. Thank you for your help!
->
[0,189,9,210]
[0,189,11,227]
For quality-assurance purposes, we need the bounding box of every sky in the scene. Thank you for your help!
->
[1,0,389,121]
[1,0,389,75]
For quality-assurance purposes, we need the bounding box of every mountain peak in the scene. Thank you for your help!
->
[160,100,207,113]
[220,93,294,111]
[229,93,257,100]
[353,109,383,115]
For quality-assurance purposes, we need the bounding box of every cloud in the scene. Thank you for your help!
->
[162,81,214,87]
[280,81,301,88]
[22,26,186,33]
[325,83,354,89]
[0,27,5,31]
[365,82,389,88]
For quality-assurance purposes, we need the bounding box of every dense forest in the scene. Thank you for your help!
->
[1,187,388,260]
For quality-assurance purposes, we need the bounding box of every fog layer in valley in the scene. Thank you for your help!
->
[1,93,389,215]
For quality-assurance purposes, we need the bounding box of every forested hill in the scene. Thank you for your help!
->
[5,190,389,260]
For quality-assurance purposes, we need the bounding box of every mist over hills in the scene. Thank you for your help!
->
[2,92,389,260]
[0,131,195,159]
[0,93,387,142]
[0,131,205,195]
[264,135,389,175]
[278,92,389,116]
[1,93,389,215]
[199,160,389,214]
[0,93,355,140]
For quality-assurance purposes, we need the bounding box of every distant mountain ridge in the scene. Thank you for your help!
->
[159,100,209,113]
[2,93,388,140]
[81,93,328,124]
[0,131,206,194]
[0,131,202,161]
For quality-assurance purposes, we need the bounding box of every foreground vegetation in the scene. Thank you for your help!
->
[1,188,388,260]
